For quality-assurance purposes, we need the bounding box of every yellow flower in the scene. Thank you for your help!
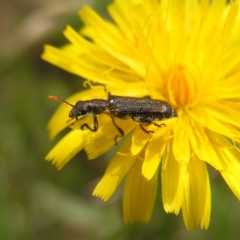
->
[42,0,240,230]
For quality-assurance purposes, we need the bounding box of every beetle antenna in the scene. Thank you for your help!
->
[48,95,75,107]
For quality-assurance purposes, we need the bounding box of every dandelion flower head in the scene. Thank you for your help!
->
[42,0,240,230]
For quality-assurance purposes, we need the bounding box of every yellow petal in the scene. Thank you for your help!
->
[188,107,239,141]
[42,45,125,85]
[204,102,240,133]
[205,129,237,168]
[85,115,134,159]
[167,0,185,52]
[107,0,163,84]
[221,160,240,200]
[41,45,80,75]
[161,143,186,214]
[190,124,228,170]
[219,77,240,99]
[45,129,89,170]
[221,50,240,90]
[106,82,152,98]
[79,6,145,77]
[143,128,171,180]
[172,114,191,163]
[93,136,136,201]
[223,1,240,44]
[182,155,211,230]
[63,25,139,75]
[123,159,158,223]
[130,127,151,155]
[108,0,159,35]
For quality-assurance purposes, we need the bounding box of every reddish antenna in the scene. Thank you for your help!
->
[49,95,76,124]
[48,95,74,108]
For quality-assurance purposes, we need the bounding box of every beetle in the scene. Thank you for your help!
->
[49,92,177,144]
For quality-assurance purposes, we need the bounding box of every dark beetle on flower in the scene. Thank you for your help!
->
[49,92,177,144]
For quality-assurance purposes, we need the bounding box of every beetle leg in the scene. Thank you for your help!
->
[143,95,151,99]
[81,115,98,132]
[110,115,124,145]
[108,91,112,101]
[103,85,107,93]
[139,123,154,134]
[152,122,166,128]
[140,121,166,134]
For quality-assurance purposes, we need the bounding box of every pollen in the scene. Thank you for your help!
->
[165,64,201,108]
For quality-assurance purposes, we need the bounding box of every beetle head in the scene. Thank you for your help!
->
[69,101,89,118]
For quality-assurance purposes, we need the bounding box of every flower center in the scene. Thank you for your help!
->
[165,64,201,108]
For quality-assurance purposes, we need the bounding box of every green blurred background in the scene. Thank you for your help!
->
[1,0,240,239]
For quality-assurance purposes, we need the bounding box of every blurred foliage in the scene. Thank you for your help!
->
[0,0,240,239]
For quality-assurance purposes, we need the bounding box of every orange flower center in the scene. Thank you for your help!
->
[165,64,201,108]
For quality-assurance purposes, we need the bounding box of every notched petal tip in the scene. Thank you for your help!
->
[92,192,108,202]
[93,137,136,201]
[45,130,89,170]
